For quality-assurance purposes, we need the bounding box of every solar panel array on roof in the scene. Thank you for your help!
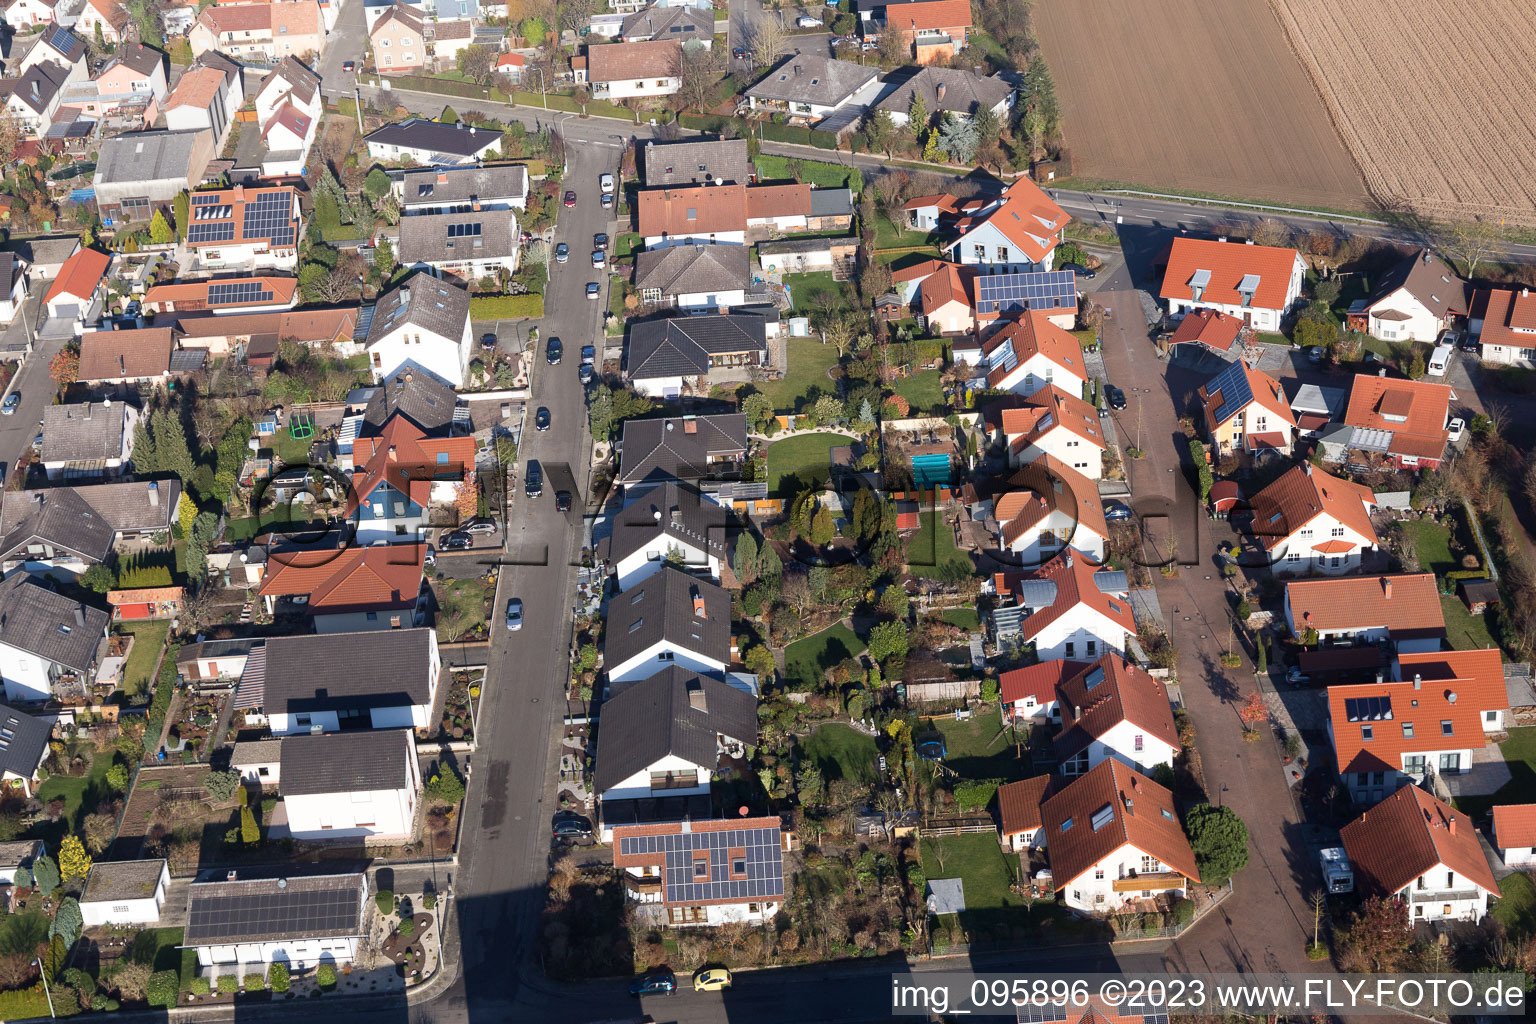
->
[243,191,295,247]
[618,825,784,905]
[1206,359,1254,427]
[46,25,77,51]
[1344,695,1392,722]
[446,222,482,238]
[975,269,1078,315]
[208,281,276,306]
[186,883,359,944]
[188,221,235,244]
[1017,1002,1069,1023]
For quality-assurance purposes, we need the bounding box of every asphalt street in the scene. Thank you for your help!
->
[0,291,68,481]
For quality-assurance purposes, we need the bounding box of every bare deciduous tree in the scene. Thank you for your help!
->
[747,10,786,70]
[676,43,725,113]
[1249,216,1292,248]
[1438,216,1500,278]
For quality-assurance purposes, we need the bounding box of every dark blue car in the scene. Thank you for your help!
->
[629,972,676,996]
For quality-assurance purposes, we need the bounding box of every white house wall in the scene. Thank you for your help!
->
[606,643,727,685]
[0,643,57,703]
[1011,434,1103,479]
[1062,719,1177,777]
[601,752,712,802]
[194,936,361,969]
[1030,609,1127,663]
[284,785,415,840]
[1060,841,1186,912]
[614,542,719,590]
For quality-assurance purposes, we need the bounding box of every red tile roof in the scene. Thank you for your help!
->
[1471,287,1536,354]
[896,0,972,32]
[1160,237,1301,311]
[982,311,1083,388]
[902,193,959,214]
[145,276,298,310]
[1169,308,1244,352]
[998,552,1134,644]
[586,38,681,84]
[1248,463,1377,552]
[955,177,1067,264]
[496,53,525,68]
[637,183,746,237]
[165,65,225,111]
[1493,804,1536,850]
[347,416,476,516]
[259,543,426,614]
[1039,759,1198,887]
[916,261,973,316]
[999,659,1086,707]
[986,384,1105,454]
[745,183,810,220]
[994,453,1106,550]
[1053,654,1179,761]
[997,775,1052,838]
[1341,785,1498,899]
[1343,376,1453,461]
[184,185,300,250]
[1286,573,1444,641]
[77,327,175,380]
[44,247,110,304]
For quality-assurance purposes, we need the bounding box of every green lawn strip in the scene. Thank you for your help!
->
[33,750,115,843]
[920,833,1104,944]
[752,154,863,191]
[904,510,972,577]
[785,270,858,316]
[765,431,845,497]
[1453,726,1536,819]
[783,623,865,692]
[615,233,641,258]
[874,214,937,250]
[436,577,491,640]
[932,709,1031,782]
[800,722,878,785]
[1440,594,1500,654]
[1071,328,1097,350]
[119,620,170,697]
[1403,520,1457,577]
[891,369,945,414]
[938,608,980,631]
[757,337,840,413]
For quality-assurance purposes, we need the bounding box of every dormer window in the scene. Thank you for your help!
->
[1188,268,1211,303]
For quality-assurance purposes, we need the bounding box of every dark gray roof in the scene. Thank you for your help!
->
[0,488,116,563]
[363,371,460,436]
[633,244,749,298]
[0,575,108,674]
[38,25,86,63]
[398,209,517,264]
[259,628,436,716]
[105,42,163,79]
[643,138,750,187]
[621,4,713,40]
[747,54,878,106]
[259,57,321,108]
[596,666,756,791]
[1366,249,1468,321]
[185,872,368,945]
[176,637,261,663]
[603,566,730,670]
[40,401,131,465]
[605,480,727,565]
[875,65,1013,118]
[364,118,500,159]
[96,129,211,185]
[80,859,166,904]
[279,729,414,796]
[400,163,528,206]
[0,254,18,298]
[365,272,470,346]
[617,413,747,487]
[6,61,68,115]
[0,235,79,269]
[0,705,52,784]
[0,839,44,868]
[627,314,766,380]
[809,187,854,217]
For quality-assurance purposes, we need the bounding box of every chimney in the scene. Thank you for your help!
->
[1124,797,1134,816]
[1422,250,1431,263]
[1413,673,1422,690]
[1525,288,1531,299]
[147,481,159,506]
[683,418,698,434]
[1375,671,1384,684]
[670,506,682,523]
[74,608,84,626]
[387,445,398,462]
[936,83,947,103]
[84,402,92,420]
[1304,462,1312,477]
[1074,705,1081,719]
[471,197,481,212]
[1065,553,1073,568]
[436,171,448,183]
[1449,815,1457,835]
[1382,577,1393,599]
[692,588,707,618]
[687,679,707,711]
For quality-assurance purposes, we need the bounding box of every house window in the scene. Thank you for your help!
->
[1331,527,1345,537]
[1065,642,1074,657]
[1414,904,1424,917]
[1141,856,1161,873]
[1402,722,1415,738]
[1372,771,1384,786]
[668,906,706,924]
[693,859,708,879]
[1440,753,1461,772]
[1133,734,1144,752]
[657,651,674,662]
[995,246,1007,261]
[1446,871,1454,888]
[1404,755,1426,775]
[1072,890,1081,902]
[1443,904,1452,916]
[972,244,985,260]
[1094,869,1104,879]
[113,904,131,913]
[1487,711,1498,722]
[296,714,311,726]
[1441,720,1454,736]
[1360,724,1373,741]
[1286,552,1301,562]
[650,769,698,790]
[732,857,746,876]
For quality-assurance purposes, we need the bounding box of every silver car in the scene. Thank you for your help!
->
[505,598,524,631]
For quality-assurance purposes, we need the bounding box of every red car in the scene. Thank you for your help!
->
[563,191,577,208]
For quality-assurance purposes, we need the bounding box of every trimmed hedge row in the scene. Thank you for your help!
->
[469,294,544,319]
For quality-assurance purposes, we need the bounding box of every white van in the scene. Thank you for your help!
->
[1428,343,1454,377]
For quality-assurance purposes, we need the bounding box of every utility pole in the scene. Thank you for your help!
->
[34,959,55,1019]
[353,85,364,131]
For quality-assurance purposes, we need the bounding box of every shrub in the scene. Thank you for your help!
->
[467,294,544,319]
[376,890,394,915]
[398,917,416,937]
[49,896,83,947]
[191,978,211,995]
[426,763,466,805]
[217,975,238,994]
[1171,897,1196,927]
[105,762,130,792]
[316,963,336,989]
[147,970,179,1007]
[267,963,289,993]
[204,769,241,802]
[1184,804,1250,885]
[1306,941,1330,960]
[239,805,258,844]
[244,972,266,991]
[32,854,60,894]
[1236,599,1251,619]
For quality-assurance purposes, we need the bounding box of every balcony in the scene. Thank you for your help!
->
[1112,872,1186,893]
[1408,888,1481,904]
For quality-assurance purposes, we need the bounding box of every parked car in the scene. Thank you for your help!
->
[1060,262,1096,279]
[547,337,563,364]
[600,173,615,194]
[796,15,822,26]
[861,38,879,50]
[440,531,473,551]
[592,250,606,269]
[553,811,594,842]
[629,972,676,997]
[579,363,595,384]
[342,60,355,72]
[1,392,18,416]
[1286,666,1311,686]
[600,193,614,209]
[31,433,42,451]
[732,46,745,59]
[1447,417,1465,443]
[586,282,601,299]
[525,459,543,497]
[535,407,551,431]
[594,232,609,250]
[1307,345,1324,364]
[563,191,577,208]
[1104,501,1133,522]
[505,598,524,631]
[424,545,437,566]
[555,242,569,264]
[480,332,499,350]
[555,490,573,512]
[693,968,732,992]
[1104,384,1126,410]
[580,345,596,364]
[463,518,498,535]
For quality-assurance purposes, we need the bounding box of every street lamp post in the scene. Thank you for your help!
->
[529,67,547,109]
[33,959,55,1018]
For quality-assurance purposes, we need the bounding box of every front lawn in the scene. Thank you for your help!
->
[905,511,972,578]
[616,232,641,258]
[787,271,858,316]
[753,154,863,191]
[874,215,936,250]
[921,833,1107,946]
[801,722,878,785]
[435,576,494,642]
[1453,726,1536,819]
[891,369,946,414]
[766,431,844,497]
[119,620,170,698]
[939,608,981,631]
[933,709,1032,782]
[757,337,840,413]
[1401,519,1458,577]
[783,622,865,691]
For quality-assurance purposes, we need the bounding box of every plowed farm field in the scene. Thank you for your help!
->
[1034,0,1369,210]
[1269,0,1536,223]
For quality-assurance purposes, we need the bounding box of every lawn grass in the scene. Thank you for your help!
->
[1492,871,1536,935]
[765,430,844,497]
[436,577,492,641]
[616,232,640,258]
[1441,594,1500,654]
[783,622,864,692]
[932,709,1031,781]
[127,926,197,989]
[224,506,298,542]
[119,620,170,698]
[920,833,1106,945]
[787,271,858,317]
[921,833,1021,908]
[752,154,863,192]
[33,749,115,846]
[801,722,878,785]
[891,369,945,414]
[874,214,937,250]
[1071,327,1099,350]
[905,510,973,578]
[1403,519,1458,577]
[1454,726,1536,819]
[757,337,840,413]
[938,608,981,631]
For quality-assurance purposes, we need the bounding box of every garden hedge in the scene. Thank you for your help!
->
[468,294,544,319]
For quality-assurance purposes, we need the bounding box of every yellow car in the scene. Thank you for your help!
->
[692,967,732,992]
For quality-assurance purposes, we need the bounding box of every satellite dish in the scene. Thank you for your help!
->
[738,805,749,817]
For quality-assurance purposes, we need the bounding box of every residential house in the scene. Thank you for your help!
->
[634,244,749,312]
[189,1,326,63]
[165,66,236,150]
[426,19,475,68]
[278,730,420,841]
[1342,374,1455,470]
[183,871,370,969]
[400,163,528,213]
[1248,463,1378,576]
[144,276,299,315]
[876,65,1011,126]
[2,61,69,136]
[39,400,139,481]
[363,273,474,388]
[991,554,1134,661]
[1040,758,1199,913]
[584,39,681,100]
[183,184,301,272]
[746,183,811,233]
[624,313,768,398]
[969,268,1078,330]
[1493,805,1536,868]
[92,129,216,224]
[0,704,52,795]
[16,26,88,86]
[0,254,26,326]
[95,42,169,104]
[76,327,189,385]
[1328,648,1505,804]
[981,386,1106,477]
[745,54,881,122]
[602,480,727,589]
[79,860,170,926]
[1160,237,1306,332]
[999,659,1084,724]
[603,567,729,685]
[245,628,442,734]
[986,455,1106,567]
[1340,785,1498,924]
[976,311,1087,397]
[1283,573,1446,653]
[615,413,748,490]
[612,815,784,926]
[346,415,476,545]
[175,638,260,685]
[643,138,750,187]
[106,586,183,622]
[1054,655,1178,777]
[0,574,111,703]
[902,190,965,233]
[0,480,181,579]
[359,370,466,438]
[859,0,970,61]
[1197,361,1296,458]
[493,51,524,82]
[1168,308,1245,360]
[1470,285,1536,367]
[946,176,1069,273]
[997,775,1052,852]
[364,117,502,164]
[167,307,356,360]
[1359,250,1466,343]
[254,57,321,173]
[620,4,712,42]
[191,49,246,107]
[638,184,746,249]
[398,210,521,283]
[2,0,60,28]
[76,0,130,45]
[370,2,426,73]
[1,235,78,282]
[361,0,426,28]
[258,542,430,630]
[891,259,974,335]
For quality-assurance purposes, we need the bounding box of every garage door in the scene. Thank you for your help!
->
[48,302,79,321]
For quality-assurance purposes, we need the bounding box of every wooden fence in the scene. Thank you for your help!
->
[920,816,995,837]
[904,679,980,702]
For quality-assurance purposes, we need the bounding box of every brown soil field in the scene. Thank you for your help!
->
[1269,0,1536,224]
[1034,0,1369,210]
